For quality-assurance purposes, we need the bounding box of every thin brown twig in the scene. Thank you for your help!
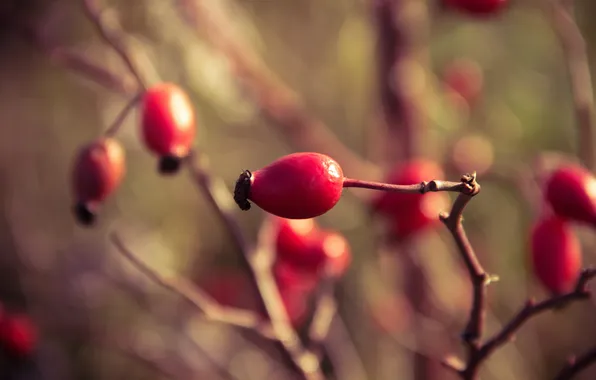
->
[554,345,596,380]
[49,47,136,95]
[548,0,595,171]
[476,269,596,374]
[443,268,596,380]
[307,279,337,353]
[439,173,485,347]
[82,0,147,90]
[186,150,326,380]
[175,0,380,181]
[343,177,476,194]
[110,232,274,338]
[21,22,135,95]
[104,91,144,137]
[437,172,487,379]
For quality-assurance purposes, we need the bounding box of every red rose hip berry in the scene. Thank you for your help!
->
[141,83,196,174]
[72,138,125,226]
[234,153,344,219]
[530,216,581,295]
[545,164,596,226]
[443,0,508,16]
[0,314,37,358]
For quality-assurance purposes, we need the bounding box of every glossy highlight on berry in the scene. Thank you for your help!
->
[234,152,344,219]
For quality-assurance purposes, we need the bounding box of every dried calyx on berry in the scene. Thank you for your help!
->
[233,152,345,219]
[234,170,252,211]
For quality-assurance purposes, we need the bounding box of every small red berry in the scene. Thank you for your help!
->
[0,314,37,357]
[372,159,449,240]
[274,217,323,269]
[141,83,196,174]
[545,164,596,226]
[274,260,319,292]
[315,231,352,279]
[272,217,352,278]
[72,138,125,225]
[530,216,581,294]
[277,287,310,328]
[443,0,508,16]
[442,59,483,107]
[235,153,344,219]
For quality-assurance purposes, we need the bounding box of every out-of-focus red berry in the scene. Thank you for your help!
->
[530,216,581,295]
[372,159,449,240]
[316,231,352,279]
[199,271,257,310]
[443,0,508,16]
[141,83,196,173]
[278,287,310,328]
[274,217,319,267]
[72,138,125,225]
[235,153,344,219]
[545,164,596,226]
[273,260,319,292]
[0,314,37,357]
[272,217,352,278]
[442,59,483,107]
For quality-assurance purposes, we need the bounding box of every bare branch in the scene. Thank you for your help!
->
[478,269,596,366]
[104,91,144,137]
[343,177,478,194]
[548,0,595,171]
[307,279,337,353]
[110,232,274,338]
[186,150,326,380]
[82,0,147,90]
[554,345,596,380]
[49,47,136,95]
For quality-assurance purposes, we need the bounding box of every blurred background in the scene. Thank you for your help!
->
[0,0,595,379]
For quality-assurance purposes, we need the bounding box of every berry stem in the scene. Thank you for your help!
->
[104,92,144,137]
[109,232,274,337]
[342,176,475,194]
[82,0,148,91]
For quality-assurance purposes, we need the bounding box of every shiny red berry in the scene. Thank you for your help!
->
[443,0,508,15]
[372,159,449,240]
[530,216,581,295]
[545,164,596,226]
[141,83,196,174]
[235,153,344,219]
[0,314,37,357]
[72,138,125,225]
